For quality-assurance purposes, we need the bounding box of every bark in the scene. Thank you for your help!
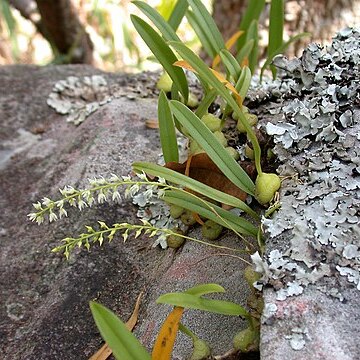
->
[212,0,359,56]
[34,0,93,64]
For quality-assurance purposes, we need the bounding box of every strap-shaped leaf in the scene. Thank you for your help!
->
[236,39,254,65]
[212,30,243,69]
[132,161,258,218]
[186,0,225,58]
[186,10,217,59]
[194,88,217,118]
[158,91,179,163]
[132,1,181,42]
[169,41,262,176]
[151,307,184,360]
[236,66,252,100]
[169,100,255,195]
[185,283,226,296]
[164,190,258,236]
[157,293,249,317]
[220,49,242,82]
[90,301,151,360]
[168,0,188,31]
[131,15,188,101]
[246,20,259,74]
[268,0,284,78]
[237,0,265,51]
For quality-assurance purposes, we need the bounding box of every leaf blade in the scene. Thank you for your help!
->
[156,293,249,317]
[168,0,188,31]
[169,41,262,176]
[90,301,151,360]
[132,1,181,42]
[151,307,184,360]
[158,91,179,163]
[187,0,225,58]
[132,161,258,219]
[163,190,258,236]
[131,15,188,101]
[169,100,255,195]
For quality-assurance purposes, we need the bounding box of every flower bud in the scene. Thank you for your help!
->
[156,72,173,92]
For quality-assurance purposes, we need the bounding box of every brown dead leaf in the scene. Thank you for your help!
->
[146,119,159,129]
[89,291,144,360]
[166,153,247,205]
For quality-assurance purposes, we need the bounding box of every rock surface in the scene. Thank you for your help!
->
[1,28,359,360]
[0,65,252,360]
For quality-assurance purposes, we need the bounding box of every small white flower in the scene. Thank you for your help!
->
[33,202,42,210]
[97,192,107,203]
[36,215,44,225]
[59,208,68,218]
[56,200,64,208]
[122,175,131,181]
[158,177,166,184]
[77,199,87,210]
[112,191,121,202]
[49,211,58,222]
[42,197,52,207]
[27,213,37,221]
[137,172,148,181]
[109,174,120,182]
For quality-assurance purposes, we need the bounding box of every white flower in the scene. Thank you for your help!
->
[77,198,87,210]
[109,174,120,182]
[98,192,107,203]
[49,211,58,222]
[42,197,52,207]
[59,208,68,218]
[27,213,37,222]
[33,202,42,210]
[112,191,121,202]
[137,172,148,181]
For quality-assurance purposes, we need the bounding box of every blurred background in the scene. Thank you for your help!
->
[0,0,359,72]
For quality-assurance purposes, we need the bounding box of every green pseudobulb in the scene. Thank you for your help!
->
[255,173,281,205]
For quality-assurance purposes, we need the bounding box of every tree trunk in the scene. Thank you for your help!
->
[34,0,93,64]
[212,0,359,56]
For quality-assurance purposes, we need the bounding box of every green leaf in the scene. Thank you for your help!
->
[260,32,311,81]
[236,39,254,65]
[158,91,179,163]
[219,49,242,82]
[268,0,284,78]
[186,0,225,58]
[131,15,188,101]
[186,10,217,59]
[246,20,259,74]
[164,190,258,236]
[222,66,252,122]
[132,1,181,42]
[169,100,255,195]
[194,88,217,118]
[169,41,262,176]
[236,66,252,100]
[132,161,258,219]
[90,301,151,360]
[168,0,189,31]
[157,293,249,317]
[237,0,265,51]
[185,283,226,296]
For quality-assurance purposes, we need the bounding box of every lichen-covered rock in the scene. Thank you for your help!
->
[251,28,360,359]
